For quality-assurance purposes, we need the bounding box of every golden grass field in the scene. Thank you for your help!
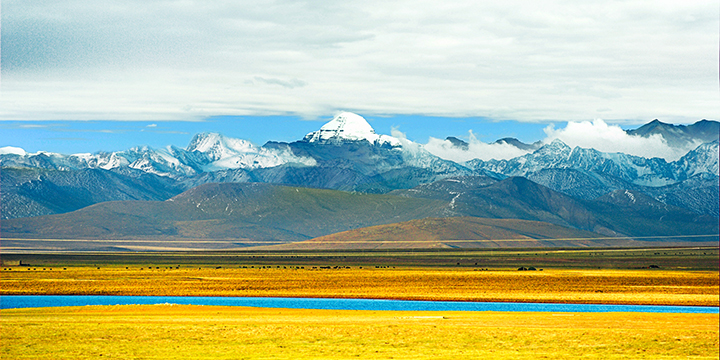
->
[2,267,718,306]
[1,305,718,360]
[2,263,719,359]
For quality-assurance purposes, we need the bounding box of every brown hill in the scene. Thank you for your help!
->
[265,217,645,250]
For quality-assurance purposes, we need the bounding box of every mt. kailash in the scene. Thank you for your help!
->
[1,112,718,219]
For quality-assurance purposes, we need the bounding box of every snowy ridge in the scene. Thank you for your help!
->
[1,115,716,187]
[186,133,317,171]
[2,116,718,220]
[123,147,197,177]
[671,140,719,179]
[187,133,256,161]
[465,139,716,187]
[0,133,317,178]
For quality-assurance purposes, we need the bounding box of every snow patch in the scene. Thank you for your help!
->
[449,192,461,209]
[624,190,636,203]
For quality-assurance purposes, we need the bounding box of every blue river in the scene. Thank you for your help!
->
[1,295,717,313]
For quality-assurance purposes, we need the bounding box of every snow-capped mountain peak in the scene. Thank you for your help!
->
[186,133,255,161]
[540,139,572,153]
[184,132,316,171]
[672,140,719,179]
[304,112,401,146]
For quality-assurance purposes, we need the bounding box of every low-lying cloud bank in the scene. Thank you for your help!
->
[422,119,701,163]
[543,119,699,162]
[423,131,530,162]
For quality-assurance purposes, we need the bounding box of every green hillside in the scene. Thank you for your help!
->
[2,182,449,244]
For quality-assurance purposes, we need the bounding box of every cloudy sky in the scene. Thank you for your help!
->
[1,0,717,159]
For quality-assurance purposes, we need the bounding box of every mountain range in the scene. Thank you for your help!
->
[3,177,717,251]
[1,113,717,250]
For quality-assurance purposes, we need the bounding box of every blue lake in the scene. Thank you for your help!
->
[1,295,718,313]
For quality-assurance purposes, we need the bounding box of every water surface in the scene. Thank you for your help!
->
[1,295,717,313]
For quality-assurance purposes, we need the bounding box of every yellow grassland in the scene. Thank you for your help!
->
[2,267,718,306]
[1,305,718,359]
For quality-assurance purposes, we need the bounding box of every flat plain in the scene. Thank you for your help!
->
[2,248,718,305]
[2,305,718,359]
[1,248,718,359]
[2,267,719,306]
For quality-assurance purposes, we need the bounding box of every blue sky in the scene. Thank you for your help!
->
[1,1,717,157]
[0,114,551,154]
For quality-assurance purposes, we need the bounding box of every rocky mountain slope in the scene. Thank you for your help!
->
[3,177,716,251]
[1,167,182,219]
[626,119,719,148]
[392,176,717,238]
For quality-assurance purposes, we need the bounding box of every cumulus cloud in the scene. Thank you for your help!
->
[0,1,717,122]
[543,119,698,161]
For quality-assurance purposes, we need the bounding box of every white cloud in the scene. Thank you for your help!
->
[422,119,700,162]
[542,119,697,161]
[390,128,423,155]
[0,146,27,156]
[1,0,717,122]
[423,131,530,162]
